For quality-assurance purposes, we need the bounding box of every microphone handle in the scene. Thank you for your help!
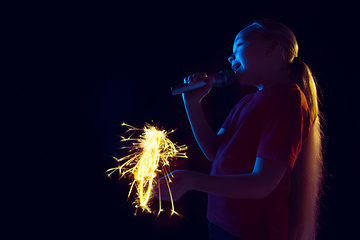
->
[171,81,207,95]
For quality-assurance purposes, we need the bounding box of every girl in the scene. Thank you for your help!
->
[158,21,324,240]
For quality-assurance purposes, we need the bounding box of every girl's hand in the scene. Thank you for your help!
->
[182,73,215,104]
[155,170,193,202]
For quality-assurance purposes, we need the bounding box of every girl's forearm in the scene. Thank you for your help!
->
[189,171,272,199]
[183,100,220,162]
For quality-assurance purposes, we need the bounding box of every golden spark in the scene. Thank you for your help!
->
[104,123,187,217]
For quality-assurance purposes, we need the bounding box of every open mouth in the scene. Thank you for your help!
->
[232,63,241,73]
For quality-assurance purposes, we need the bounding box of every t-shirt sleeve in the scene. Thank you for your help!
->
[221,109,233,130]
[256,92,311,169]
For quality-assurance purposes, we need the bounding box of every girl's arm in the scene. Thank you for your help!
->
[182,73,224,162]
[191,158,288,199]
[183,99,225,162]
[158,157,288,201]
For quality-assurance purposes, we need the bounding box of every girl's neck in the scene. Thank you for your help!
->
[255,70,291,90]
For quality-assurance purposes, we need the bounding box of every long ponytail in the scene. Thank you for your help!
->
[245,21,325,240]
[288,58,324,240]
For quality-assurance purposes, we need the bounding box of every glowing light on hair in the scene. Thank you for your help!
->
[104,123,187,217]
[247,20,325,240]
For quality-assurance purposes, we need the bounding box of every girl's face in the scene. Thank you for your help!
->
[228,29,270,87]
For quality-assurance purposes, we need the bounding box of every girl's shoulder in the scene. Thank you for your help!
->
[256,82,303,104]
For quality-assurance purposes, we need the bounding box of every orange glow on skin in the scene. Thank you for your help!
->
[104,123,187,217]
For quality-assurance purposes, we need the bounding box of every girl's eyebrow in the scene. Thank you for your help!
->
[233,38,244,46]
[234,39,244,47]
[233,37,244,52]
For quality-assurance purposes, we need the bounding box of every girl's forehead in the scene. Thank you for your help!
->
[234,29,255,43]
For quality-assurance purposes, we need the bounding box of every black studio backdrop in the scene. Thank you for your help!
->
[2,1,358,239]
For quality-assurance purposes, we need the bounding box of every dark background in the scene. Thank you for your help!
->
[2,1,359,239]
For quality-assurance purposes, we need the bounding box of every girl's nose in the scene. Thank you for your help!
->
[228,54,235,63]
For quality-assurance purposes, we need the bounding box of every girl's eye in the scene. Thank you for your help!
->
[237,43,243,48]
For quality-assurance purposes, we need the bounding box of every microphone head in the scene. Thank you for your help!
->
[213,70,235,87]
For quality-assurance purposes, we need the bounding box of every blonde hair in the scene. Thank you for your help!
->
[245,21,325,240]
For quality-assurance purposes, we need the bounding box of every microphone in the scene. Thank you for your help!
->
[171,70,235,95]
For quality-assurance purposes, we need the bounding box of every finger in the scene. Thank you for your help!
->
[184,72,210,85]
[191,73,209,83]
[152,178,158,187]
[198,73,207,78]
[191,73,199,79]
[157,176,168,186]
[184,75,190,84]
[207,76,215,87]
[158,177,168,186]
[188,73,199,83]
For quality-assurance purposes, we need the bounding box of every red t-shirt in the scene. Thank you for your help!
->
[207,82,312,240]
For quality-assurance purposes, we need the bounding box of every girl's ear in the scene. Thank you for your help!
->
[266,39,281,56]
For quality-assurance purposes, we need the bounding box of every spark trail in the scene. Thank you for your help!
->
[105,123,187,217]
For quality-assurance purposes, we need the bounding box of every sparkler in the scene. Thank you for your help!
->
[105,123,187,217]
